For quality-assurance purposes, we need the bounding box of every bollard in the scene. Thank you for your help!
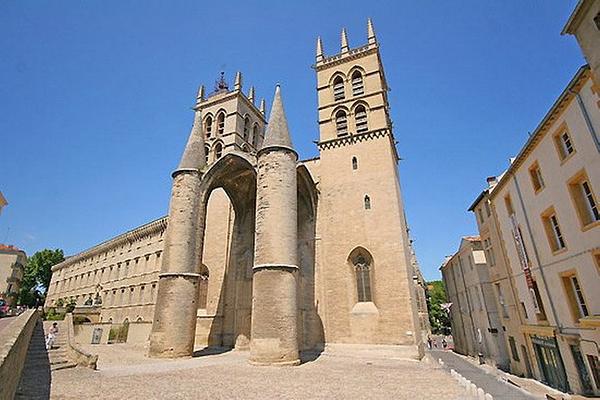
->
[450,369,455,377]
[469,383,477,396]
[484,394,493,400]
[477,387,485,400]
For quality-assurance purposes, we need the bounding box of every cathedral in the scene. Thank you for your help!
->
[45,20,429,365]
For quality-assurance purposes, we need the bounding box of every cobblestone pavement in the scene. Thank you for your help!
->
[50,345,464,400]
[433,349,539,400]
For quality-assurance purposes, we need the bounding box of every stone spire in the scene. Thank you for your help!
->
[234,71,242,91]
[316,36,324,62]
[197,84,205,102]
[341,28,349,54]
[248,86,255,103]
[367,18,377,44]
[260,85,294,151]
[259,98,266,115]
[177,94,206,171]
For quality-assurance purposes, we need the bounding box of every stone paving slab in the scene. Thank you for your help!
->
[50,345,464,399]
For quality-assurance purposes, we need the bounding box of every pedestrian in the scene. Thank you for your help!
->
[427,336,432,349]
[442,338,448,349]
[46,322,59,350]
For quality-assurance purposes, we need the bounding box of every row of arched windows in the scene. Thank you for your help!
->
[243,116,261,147]
[204,112,225,138]
[204,142,223,164]
[335,104,368,136]
[332,70,364,101]
[204,112,261,147]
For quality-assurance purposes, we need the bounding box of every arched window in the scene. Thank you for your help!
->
[198,265,209,310]
[351,70,364,96]
[352,156,358,170]
[204,145,210,164]
[216,112,225,136]
[350,251,373,303]
[333,76,345,101]
[335,110,348,136]
[355,105,368,133]
[252,124,259,147]
[364,195,371,210]
[214,143,223,159]
[205,115,213,138]
[243,116,250,141]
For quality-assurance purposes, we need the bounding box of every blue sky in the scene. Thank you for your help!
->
[0,1,583,281]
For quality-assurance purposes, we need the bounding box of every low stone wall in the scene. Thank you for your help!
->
[73,321,151,345]
[0,310,39,400]
[65,313,98,369]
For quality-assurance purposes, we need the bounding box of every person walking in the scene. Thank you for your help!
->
[46,322,59,350]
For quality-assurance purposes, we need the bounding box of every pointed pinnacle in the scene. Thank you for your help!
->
[259,98,266,114]
[176,110,206,171]
[316,36,324,61]
[248,86,255,103]
[197,85,205,102]
[261,85,294,152]
[234,71,242,91]
[367,18,377,44]
[341,28,349,53]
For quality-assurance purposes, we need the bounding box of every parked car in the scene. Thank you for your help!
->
[0,299,9,317]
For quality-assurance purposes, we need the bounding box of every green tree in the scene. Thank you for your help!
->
[18,249,64,307]
[426,280,451,335]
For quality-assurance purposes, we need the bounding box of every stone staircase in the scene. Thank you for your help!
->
[14,320,76,399]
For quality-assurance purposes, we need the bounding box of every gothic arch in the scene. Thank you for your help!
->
[347,246,375,303]
[215,109,227,136]
[328,71,347,86]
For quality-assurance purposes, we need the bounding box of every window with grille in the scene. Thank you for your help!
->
[335,110,348,136]
[352,156,358,170]
[364,195,371,210]
[354,255,372,302]
[355,105,368,133]
[333,76,345,101]
[205,116,213,138]
[554,130,575,160]
[217,112,225,135]
[351,71,364,96]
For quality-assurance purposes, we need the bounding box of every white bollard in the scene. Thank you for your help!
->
[477,387,485,400]
[484,394,493,400]
[469,383,477,396]
[450,369,456,377]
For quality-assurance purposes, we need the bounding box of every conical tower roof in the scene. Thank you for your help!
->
[176,111,206,171]
[261,85,294,152]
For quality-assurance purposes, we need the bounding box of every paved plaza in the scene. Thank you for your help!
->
[50,345,464,399]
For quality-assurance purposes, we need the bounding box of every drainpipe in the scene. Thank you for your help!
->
[569,88,600,153]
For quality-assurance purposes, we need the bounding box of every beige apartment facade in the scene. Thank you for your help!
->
[45,21,426,362]
[0,244,26,307]
[441,237,509,368]
[563,0,600,87]
[478,65,600,395]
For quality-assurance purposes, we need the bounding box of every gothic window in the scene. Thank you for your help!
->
[205,115,213,138]
[333,76,345,101]
[355,105,368,133]
[204,145,210,164]
[354,254,372,302]
[364,195,371,210]
[216,112,225,136]
[352,156,358,170]
[335,110,348,136]
[351,70,364,96]
[243,116,250,141]
[214,143,223,159]
[252,124,259,147]
[198,265,209,310]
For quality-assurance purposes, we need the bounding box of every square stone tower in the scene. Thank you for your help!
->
[314,20,422,354]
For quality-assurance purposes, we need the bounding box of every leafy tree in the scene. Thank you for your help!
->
[18,249,64,307]
[426,280,451,335]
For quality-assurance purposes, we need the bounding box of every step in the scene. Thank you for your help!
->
[51,362,77,371]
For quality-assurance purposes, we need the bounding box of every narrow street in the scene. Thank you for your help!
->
[432,350,539,400]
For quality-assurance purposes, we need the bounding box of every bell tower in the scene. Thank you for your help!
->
[195,71,267,165]
[314,20,422,355]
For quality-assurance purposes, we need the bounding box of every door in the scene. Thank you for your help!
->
[570,344,594,395]
[532,336,569,392]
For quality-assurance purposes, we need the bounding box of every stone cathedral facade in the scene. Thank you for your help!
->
[45,20,428,363]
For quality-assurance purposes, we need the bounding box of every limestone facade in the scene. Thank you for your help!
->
[563,0,600,88]
[45,21,425,360]
[0,245,26,307]
[441,237,509,368]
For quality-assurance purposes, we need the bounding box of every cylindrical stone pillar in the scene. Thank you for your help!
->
[249,148,300,366]
[148,170,203,358]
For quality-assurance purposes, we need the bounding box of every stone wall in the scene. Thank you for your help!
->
[0,310,39,400]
